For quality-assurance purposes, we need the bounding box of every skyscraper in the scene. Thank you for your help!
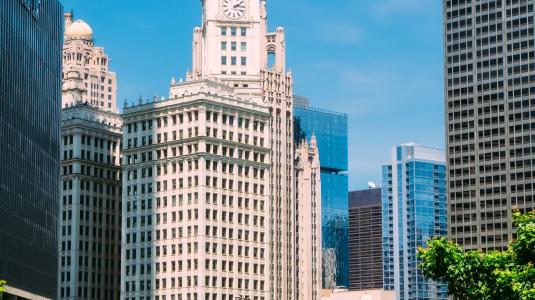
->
[348,188,383,291]
[58,13,123,299]
[382,143,448,300]
[121,1,321,300]
[294,102,349,288]
[444,0,535,251]
[59,104,123,300]
[0,0,63,299]
[122,79,274,300]
[189,2,299,298]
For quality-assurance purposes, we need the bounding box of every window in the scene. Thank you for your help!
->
[231,27,237,36]
[231,42,237,51]
[231,57,237,65]
[241,27,247,36]
[221,56,227,65]
[241,42,247,51]
[221,27,227,36]
[221,41,227,50]
[241,57,247,66]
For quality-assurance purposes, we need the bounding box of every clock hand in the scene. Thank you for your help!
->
[234,0,244,8]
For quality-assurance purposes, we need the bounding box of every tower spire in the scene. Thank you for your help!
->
[64,11,73,28]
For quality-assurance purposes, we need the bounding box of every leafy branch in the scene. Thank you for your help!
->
[418,211,535,300]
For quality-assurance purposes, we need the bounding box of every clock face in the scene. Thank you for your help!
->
[223,0,246,20]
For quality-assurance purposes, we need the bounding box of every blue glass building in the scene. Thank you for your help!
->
[382,143,448,300]
[294,99,349,288]
[0,0,63,299]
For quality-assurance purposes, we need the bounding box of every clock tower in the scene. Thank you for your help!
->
[185,2,321,300]
[190,0,286,102]
[121,1,322,300]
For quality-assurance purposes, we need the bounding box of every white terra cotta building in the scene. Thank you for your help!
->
[58,13,123,300]
[121,1,322,300]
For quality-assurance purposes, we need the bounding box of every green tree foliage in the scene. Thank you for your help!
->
[0,280,5,300]
[418,211,535,300]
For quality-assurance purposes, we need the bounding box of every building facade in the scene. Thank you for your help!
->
[121,1,321,299]
[382,143,448,300]
[348,188,383,291]
[294,103,349,288]
[321,289,395,300]
[122,80,272,300]
[0,0,63,299]
[58,15,123,299]
[444,0,535,251]
[58,104,122,300]
[295,137,322,300]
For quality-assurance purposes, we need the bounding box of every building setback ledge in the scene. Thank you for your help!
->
[4,286,52,300]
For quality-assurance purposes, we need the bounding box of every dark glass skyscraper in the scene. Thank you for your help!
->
[348,188,383,291]
[294,100,349,288]
[0,0,63,298]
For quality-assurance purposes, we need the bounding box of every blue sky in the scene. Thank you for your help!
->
[61,0,444,191]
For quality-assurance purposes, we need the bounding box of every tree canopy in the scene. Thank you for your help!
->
[418,211,535,300]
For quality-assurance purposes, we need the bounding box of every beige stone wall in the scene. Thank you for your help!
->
[321,289,396,300]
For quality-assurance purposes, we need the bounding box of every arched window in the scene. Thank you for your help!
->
[267,52,276,69]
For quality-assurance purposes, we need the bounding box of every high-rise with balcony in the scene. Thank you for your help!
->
[121,1,322,300]
[58,13,123,300]
[0,0,63,299]
[445,0,535,251]
[382,143,448,300]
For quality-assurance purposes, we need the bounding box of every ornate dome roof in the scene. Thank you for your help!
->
[65,20,93,40]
